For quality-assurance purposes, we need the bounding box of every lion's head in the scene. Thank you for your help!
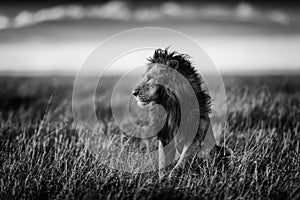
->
[133,48,211,120]
[132,64,175,108]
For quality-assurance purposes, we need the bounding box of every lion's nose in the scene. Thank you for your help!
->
[132,90,139,96]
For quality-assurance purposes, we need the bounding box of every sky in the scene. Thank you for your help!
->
[0,1,300,75]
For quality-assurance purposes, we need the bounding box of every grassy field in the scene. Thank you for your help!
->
[0,75,299,199]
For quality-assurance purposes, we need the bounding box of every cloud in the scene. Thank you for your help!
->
[268,10,290,25]
[0,15,9,30]
[0,1,292,31]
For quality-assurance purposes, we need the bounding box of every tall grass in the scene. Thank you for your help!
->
[0,76,299,199]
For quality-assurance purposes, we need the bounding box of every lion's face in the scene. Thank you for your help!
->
[132,64,169,107]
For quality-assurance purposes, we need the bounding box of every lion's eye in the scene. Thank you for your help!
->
[149,85,156,94]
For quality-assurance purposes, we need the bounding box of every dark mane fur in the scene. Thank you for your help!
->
[148,48,211,120]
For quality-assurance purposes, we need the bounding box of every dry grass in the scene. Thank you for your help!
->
[0,75,299,200]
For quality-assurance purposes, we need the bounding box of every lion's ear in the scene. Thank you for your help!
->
[166,60,179,69]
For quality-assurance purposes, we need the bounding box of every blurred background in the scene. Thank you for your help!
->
[0,0,300,76]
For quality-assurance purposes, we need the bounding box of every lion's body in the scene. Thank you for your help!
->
[133,48,231,177]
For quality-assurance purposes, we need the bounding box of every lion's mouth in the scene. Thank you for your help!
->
[134,96,151,107]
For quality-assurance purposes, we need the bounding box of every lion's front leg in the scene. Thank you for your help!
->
[158,140,176,179]
[168,144,189,179]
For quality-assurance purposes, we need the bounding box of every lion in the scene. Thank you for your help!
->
[132,48,232,178]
